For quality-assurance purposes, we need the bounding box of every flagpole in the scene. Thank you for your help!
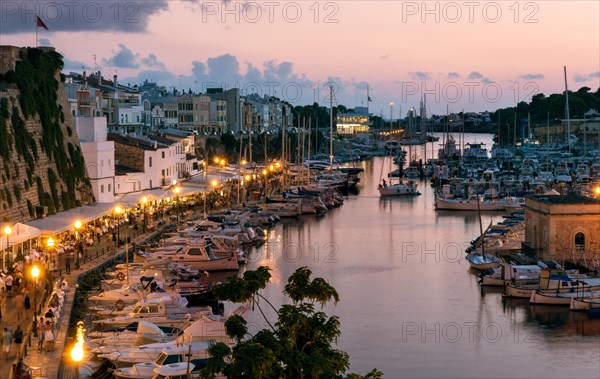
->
[36,24,38,47]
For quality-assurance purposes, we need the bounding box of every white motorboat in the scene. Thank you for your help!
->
[89,321,170,349]
[139,243,239,272]
[466,252,501,270]
[92,292,206,329]
[112,343,208,378]
[89,284,146,307]
[378,179,419,197]
[150,362,199,379]
[435,196,506,211]
[480,264,541,286]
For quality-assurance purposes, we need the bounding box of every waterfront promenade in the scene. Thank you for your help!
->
[0,221,157,379]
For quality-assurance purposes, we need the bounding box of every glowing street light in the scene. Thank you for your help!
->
[32,264,40,324]
[3,224,11,271]
[74,220,82,269]
[47,237,55,248]
[141,196,148,233]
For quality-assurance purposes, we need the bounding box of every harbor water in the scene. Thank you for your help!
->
[238,133,600,378]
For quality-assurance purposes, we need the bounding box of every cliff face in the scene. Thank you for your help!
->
[0,46,94,223]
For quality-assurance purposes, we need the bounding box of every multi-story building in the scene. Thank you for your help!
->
[75,116,116,203]
[192,95,211,133]
[337,107,371,135]
[208,88,242,133]
[209,99,227,133]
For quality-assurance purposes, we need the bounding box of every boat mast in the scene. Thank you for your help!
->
[329,85,334,172]
[307,117,311,184]
[564,66,571,152]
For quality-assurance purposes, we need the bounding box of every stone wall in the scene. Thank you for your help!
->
[0,46,94,223]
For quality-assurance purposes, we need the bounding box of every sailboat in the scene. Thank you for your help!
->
[378,153,419,197]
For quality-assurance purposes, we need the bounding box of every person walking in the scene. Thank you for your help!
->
[24,289,31,311]
[65,255,71,274]
[14,292,25,322]
[2,327,12,360]
[13,324,23,353]
[36,317,45,351]
[5,274,13,293]
[43,323,55,352]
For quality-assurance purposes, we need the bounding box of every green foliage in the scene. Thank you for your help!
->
[9,47,88,213]
[3,70,17,83]
[203,266,380,379]
[26,199,34,217]
[13,184,21,202]
[4,187,12,208]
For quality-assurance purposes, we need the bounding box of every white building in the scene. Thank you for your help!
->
[75,117,116,203]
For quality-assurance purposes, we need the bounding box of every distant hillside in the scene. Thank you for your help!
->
[0,46,94,223]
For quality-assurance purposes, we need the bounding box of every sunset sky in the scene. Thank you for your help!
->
[1,0,598,116]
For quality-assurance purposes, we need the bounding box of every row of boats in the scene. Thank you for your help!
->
[464,211,600,315]
[76,174,356,378]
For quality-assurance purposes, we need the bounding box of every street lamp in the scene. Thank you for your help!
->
[31,265,39,326]
[74,220,82,269]
[390,102,394,132]
[47,237,55,281]
[173,186,181,220]
[262,169,268,200]
[205,180,219,217]
[114,206,122,248]
[220,159,226,181]
[114,206,129,283]
[3,224,11,272]
[141,196,148,233]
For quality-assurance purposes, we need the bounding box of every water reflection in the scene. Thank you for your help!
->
[226,134,599,378]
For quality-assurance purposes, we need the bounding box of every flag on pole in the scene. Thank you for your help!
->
[368,96,372,102]
[36,16,48,30]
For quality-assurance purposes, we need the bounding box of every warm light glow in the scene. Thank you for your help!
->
[31,264,40,278]
[220,160,226,166]
[214,157,220,164]
[115,205,123,214]
[70,343,84,363]
[595,186,600,195]
[211,179,218,187]
[74,220,82,230]
[141,196,148,204]
[3,225,11,236]
[47,237,55,248]
[262,169,267,175]
[172,179,177,186]
[173,186,181,194]
[241,159,247,166]
[245,174,251,181]
[269,164,274,171]
[275,162,281,168]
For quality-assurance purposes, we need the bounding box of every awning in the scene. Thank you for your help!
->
[117,189,169,207]
[25,203,123,236]
[0,222,41,247]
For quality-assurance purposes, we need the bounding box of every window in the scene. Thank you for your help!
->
[149,157,153,167]
[162,151,165,159]
[100,185,104,193]
[108,183,112,192]
[150,180,152,188]
[575,232,585,253]
[188,248,203,256]
[100,159,104,167]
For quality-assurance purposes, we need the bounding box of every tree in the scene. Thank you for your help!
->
[200,266,383,379]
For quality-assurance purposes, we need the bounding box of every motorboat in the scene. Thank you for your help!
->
[112,344,209,378]
[138,243,239,272]
[435,196,506,211]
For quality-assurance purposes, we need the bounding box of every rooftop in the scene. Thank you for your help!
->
[526,193,600,205]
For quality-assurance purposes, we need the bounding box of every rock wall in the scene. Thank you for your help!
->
[0,46,94,223]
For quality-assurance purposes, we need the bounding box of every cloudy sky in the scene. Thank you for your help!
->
[1,0,598,116]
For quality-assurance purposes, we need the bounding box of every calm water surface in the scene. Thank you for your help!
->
[235,134,600,378]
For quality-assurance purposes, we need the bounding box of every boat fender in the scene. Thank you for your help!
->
[115,300,125,311]
[117,272,125,281]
